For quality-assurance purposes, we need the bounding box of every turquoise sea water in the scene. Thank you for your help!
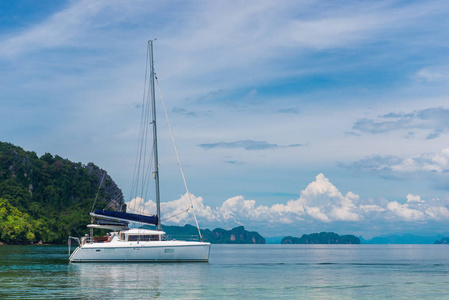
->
[1,244,449,299]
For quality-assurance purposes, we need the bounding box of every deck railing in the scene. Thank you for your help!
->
[68,234,201,251]
[67,236,80,255]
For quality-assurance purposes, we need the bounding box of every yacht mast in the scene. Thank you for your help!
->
[149,40,161,231]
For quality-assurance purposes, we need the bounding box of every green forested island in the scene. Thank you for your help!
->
[281,232,360,244]
[0,141,124,244]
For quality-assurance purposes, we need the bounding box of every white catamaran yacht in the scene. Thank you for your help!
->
[69,40,210,262]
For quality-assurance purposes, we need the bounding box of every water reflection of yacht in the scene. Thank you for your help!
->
[70,258,211,298]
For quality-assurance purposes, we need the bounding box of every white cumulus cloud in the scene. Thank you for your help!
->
[386,201,426,221]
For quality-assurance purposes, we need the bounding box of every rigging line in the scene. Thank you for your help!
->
[104,193,122,211]
[71,226,82,239]
[139,68,155,203]
[132,150,155,216]
[104,195,115,210]
[161,208,190,222]
[104,194,119,211]
[139,81,152,199]
[90,172,106,213]
[103,201,112,210]
[130,43,151,210]
[155,76,203,241]
[137,86,149,204]
[142,149,155,209]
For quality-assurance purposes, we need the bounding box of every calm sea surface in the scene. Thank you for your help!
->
[0,244,449,299]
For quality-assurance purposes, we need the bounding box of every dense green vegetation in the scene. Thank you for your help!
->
[281,232,360,244]
[0,142,124,244]
[162,224,266,244]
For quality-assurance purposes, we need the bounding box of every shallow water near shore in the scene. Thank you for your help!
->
[1,244,449,299]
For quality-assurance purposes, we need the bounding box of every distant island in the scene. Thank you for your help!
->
[281,232,360,244]
[362,234,446,244]
[163,224,266,244]
[434,237,449,244]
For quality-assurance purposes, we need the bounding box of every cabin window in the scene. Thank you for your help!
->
[140,235,150,241]
[128,235,138,241]
[127,235,160,241]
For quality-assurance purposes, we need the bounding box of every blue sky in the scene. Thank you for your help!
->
[2,0,449,238]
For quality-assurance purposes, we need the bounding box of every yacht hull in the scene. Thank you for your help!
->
[70,241,210,262]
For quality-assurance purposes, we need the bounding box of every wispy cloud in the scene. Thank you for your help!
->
[224,160,245,165]
[340,148,449,188]
[352,107,449,139]
[277,108,300,114]
[172,107,197,118]
[414,67,449,83]
[199,140,304,151]
[0,0,113,58]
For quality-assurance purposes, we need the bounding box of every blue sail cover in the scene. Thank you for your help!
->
[93,209,158,226]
